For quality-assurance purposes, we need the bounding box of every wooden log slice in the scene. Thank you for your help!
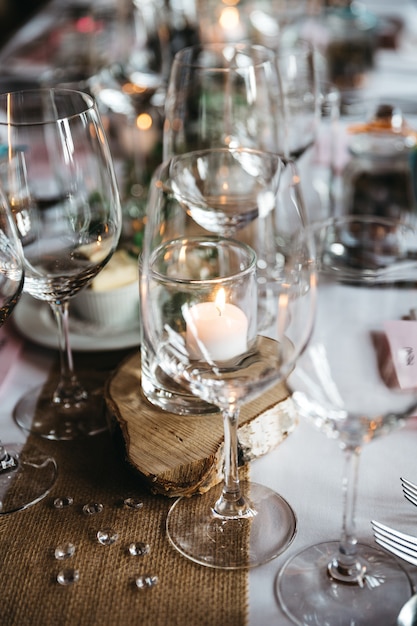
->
[106,351,297,497]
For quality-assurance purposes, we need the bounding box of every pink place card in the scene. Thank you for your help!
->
[384,320,417,390]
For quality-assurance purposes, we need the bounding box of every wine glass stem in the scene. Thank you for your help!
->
[286,159,308,227]
[213,407,255,519]
[328,447,365,584]
[49,301,87,406]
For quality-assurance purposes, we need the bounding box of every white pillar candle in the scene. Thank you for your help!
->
[185,288,248,362]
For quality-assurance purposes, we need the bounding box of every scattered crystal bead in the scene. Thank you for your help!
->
[55,543,76,560]
[82,502,104,515]
[57,568,80,586]
[53,496,74,509]
[123,498,144,510]
[97,529,119,546]
[128,542,150,557]
[135,574,158,590]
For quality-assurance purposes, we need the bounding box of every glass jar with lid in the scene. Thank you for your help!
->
[340,103,417,220]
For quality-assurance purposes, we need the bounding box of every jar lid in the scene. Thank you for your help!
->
[348,103,417,158]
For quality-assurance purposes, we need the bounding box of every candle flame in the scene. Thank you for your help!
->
[179,244,187,265]
[136,112,153,131]
[215,288,226,316]
[219,7,240,31]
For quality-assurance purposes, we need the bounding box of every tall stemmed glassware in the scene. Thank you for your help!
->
[92,0,166,109]
[0,192,57,512]
[140,153,316,569]
[163,42,309,227]
[275,40,318,161]
[163,43,282,159]
[277,215,417,625]
[274,39,322,224]
[0,89,122,441]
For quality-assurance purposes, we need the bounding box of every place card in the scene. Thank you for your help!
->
[384,320,417,390]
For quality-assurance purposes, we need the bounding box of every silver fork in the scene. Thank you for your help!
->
[371,520,417,566]
[401,477,417,508]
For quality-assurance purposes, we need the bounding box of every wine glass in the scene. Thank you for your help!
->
[0,189,57,512]
[141,147,306,415]
[140,156,316,569]
[277,215,417,625]
[163,42,282,159]
[196,0,310,49]
[92,0,167,109]
[308,80,341,222]
[0,88,122,441]
[162,41,309,226]
[275,39,319,161]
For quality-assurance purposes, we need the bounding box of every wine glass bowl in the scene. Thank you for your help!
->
[277,214,417,625]
[95,0,165,108]
[168,147,283,235]
[163,42,281,159]
[0,88,121,440]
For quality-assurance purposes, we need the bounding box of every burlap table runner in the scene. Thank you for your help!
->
[0,349,249,626]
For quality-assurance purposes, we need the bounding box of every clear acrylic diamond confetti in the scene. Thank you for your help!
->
[57,568,80,586]
[82,502,104,515]
[55,543,76,560]
[97,529,119,546]
[123,498,144,510]
[128,542,150,557]
[53,496,74,509]
[135,574,158,590]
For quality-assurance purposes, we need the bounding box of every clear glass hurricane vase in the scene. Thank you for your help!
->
[0,88,122,440]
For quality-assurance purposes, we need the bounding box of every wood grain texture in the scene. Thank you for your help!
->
[106,351,297,497]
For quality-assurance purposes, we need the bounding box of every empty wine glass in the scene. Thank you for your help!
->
[0,88,122,441]
[0,190,57,512]
[275,39,318,161]
[96,0,166,108]
[163,42,282,159]
[140,163,316,568]
[162,41,310,228]
[196,0,311,49]
[277,215,417,625]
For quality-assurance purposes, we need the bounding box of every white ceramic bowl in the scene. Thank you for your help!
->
[71,250,140,328]
[72,280,140,328]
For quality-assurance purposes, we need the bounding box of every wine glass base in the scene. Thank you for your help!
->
[0,443,57,513]
[13,383,109,440]
[166,481,297,569]
[276,541,413,626]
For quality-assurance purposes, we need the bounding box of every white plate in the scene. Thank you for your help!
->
[13,294,141,352]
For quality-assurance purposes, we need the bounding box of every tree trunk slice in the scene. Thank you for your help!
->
[106,351,297,497]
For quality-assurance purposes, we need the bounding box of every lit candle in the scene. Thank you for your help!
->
[119,112,158,157]
[185,288,248,362]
